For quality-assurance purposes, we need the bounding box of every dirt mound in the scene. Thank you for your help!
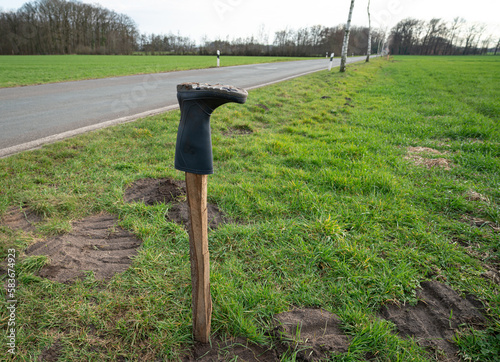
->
[124,178,229,231]
[167,202,229,231]
[407,147,445,155]
[380,281,487,361]
[272,308,350,361]
[26,213,141,283]
[39,339,63,361]
[465,190,490,204]
[1,206,42,232]
[184,337,277,361]
[183,309,350,361]
[460,214,499,232]
[255,103,269,111]
[124,178,186,205]
[404,147,453,170]
[223,125,253,136]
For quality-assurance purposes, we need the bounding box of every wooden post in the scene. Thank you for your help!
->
[185,172,212,343]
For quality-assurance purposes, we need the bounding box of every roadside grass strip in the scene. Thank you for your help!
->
[0,56,499,361]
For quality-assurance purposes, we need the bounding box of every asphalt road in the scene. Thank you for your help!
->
[0,56,367,157]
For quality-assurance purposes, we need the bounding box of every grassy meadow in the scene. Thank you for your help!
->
[0,55,317,88]
[0,56,499,360]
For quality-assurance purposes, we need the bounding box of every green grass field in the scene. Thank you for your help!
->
[0,55,317,88]
[0,56,499,361]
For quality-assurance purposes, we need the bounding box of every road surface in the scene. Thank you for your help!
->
[0,56,368,157]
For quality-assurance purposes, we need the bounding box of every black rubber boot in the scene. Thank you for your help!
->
[175,83,248,175]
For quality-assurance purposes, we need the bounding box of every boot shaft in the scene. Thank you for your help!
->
[175,83,248,175]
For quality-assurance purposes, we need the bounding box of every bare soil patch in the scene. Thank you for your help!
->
[271,308,350,361]
[407,147,445,155]
[404,147,453,170]
[167,202,229,231]
[124,178,230,231]
[1,206,42,232]
[380,281,487,361]
[405,155,453,170]
[465,190,490,204]
[183,337,277,361]
[124,178,185,205]
[183,308,350,361]
[344,97,354,108]
[39,339,63,362]
[255,103,270,111]
[223,125,254,136]
[26,213,141,283]
[482,264,500,285]
[461,214,499,232]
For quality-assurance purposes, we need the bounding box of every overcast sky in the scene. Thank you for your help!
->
[2,0,499,43]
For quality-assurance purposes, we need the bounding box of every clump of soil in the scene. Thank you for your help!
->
[223,125,253,136]
[183,309,350,361]
[26,213,141,283]
[460,214,499,232]
[380,281,487,361]
[465,190,490,204]
[124,178,186,205]
[183,337,277,361]
[407,147,444,155]
[344,97,354,107]
[482,265,500,285]
[404,147,453,170]
[167,202,229,231]
[255,103,269,111]
[39,340,63,362]
[124,178,230,231]
[1,206,42,232]
[272,308,350,361]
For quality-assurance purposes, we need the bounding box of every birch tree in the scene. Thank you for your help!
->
[340,0,355,72]
[366,0,371,62]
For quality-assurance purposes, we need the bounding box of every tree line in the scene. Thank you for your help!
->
[1,0,498,57]
[0,0,138,55]
[140,25,386,57]
[389,18,499,55]
[0,0,385,57]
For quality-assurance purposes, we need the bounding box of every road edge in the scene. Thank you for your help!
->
[0,105,179,158]
[1,57,372,158]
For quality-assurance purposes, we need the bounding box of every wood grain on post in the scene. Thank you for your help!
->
[185,172,212,343]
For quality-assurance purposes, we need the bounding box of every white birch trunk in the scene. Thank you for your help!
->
[340,0,355,72]
[366,0,371,62]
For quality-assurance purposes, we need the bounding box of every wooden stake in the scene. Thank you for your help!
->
[185,172,212,343]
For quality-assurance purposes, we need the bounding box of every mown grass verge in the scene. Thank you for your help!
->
[0,55,317,88]
[0,56,499,361]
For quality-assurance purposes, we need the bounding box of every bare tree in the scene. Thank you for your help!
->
[340,0,355,72]
[445,17,464,55]
[366,0,371,62]
[462,23,478,55]
[472,24,486,55]
[420,18,448,55]
[480,35,492,55]
[389,18,424,55]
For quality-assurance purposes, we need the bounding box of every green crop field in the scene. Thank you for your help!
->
[0,55,317,88]
[0,56,499,361]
